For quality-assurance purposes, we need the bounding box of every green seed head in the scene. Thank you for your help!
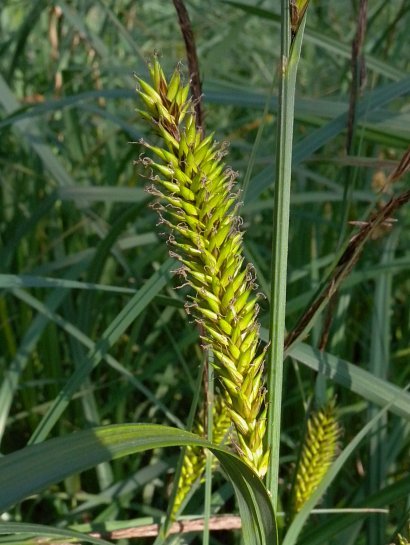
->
[291,399,341,516]
[136,60,269,478]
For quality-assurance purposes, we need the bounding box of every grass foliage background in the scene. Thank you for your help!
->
[0,1,409,543]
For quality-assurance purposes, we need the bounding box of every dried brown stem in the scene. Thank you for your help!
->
[315,144,410,353]
[318,292,338,352]
[389,144,410,184]
[285,188,410,351]
[172,0,204,131]
[90,515,242,539]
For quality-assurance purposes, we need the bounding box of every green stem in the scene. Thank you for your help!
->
[203,361,214,545]
[266,0,308,506]
[160,357,204,538]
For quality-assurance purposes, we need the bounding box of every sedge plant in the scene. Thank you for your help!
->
[135,0,356,535]
[134,0,324,526]
[2,3,410,545]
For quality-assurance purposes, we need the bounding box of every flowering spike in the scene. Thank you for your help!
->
[172,398,232,517]
[290,399,341,517]
[136,61,269,482]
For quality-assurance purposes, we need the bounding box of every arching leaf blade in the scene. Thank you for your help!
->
[0,424,277,545]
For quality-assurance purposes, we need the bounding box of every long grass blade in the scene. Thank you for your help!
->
[27,259,175,444]
[266,0,307,504]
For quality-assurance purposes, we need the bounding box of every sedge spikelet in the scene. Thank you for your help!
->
[172,396,231,516]
[290,399,340,516]
[135,58,269,477]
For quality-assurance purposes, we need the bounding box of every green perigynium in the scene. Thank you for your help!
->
[136,58,269,478]
[290,399,340,516]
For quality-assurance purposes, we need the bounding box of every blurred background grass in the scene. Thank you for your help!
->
[0,1,409,543]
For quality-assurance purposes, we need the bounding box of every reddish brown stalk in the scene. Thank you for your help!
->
[389,145,410,184]
[285,186,410,351]
[318,293,338,352]
[318,147,410,350]
[172,0,204,131]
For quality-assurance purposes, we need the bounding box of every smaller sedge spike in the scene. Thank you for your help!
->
[290,399,340,516]
[172,397,231,517]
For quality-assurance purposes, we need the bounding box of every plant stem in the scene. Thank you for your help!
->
[160,356,204,539]
[203,361,214,545]
[266,0,307,506]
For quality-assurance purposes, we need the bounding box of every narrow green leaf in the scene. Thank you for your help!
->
[0,274,135,293]
[28,259,175,444]
[0,262,89,444]
[287,342,410,420]
[266,0,307,505]
[57,186,147,203]
[222,1,404,80]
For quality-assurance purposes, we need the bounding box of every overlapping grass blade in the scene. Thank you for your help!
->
[287,342,410,420]
[28,258,175,444]
[302,475,410,545]
[0,274,135,293]
[243,75,410,204]
[222,1,405,79]
[0,262,89,444]
[12,288,183,429]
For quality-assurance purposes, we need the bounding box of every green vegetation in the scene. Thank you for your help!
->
[0,1,409,545]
